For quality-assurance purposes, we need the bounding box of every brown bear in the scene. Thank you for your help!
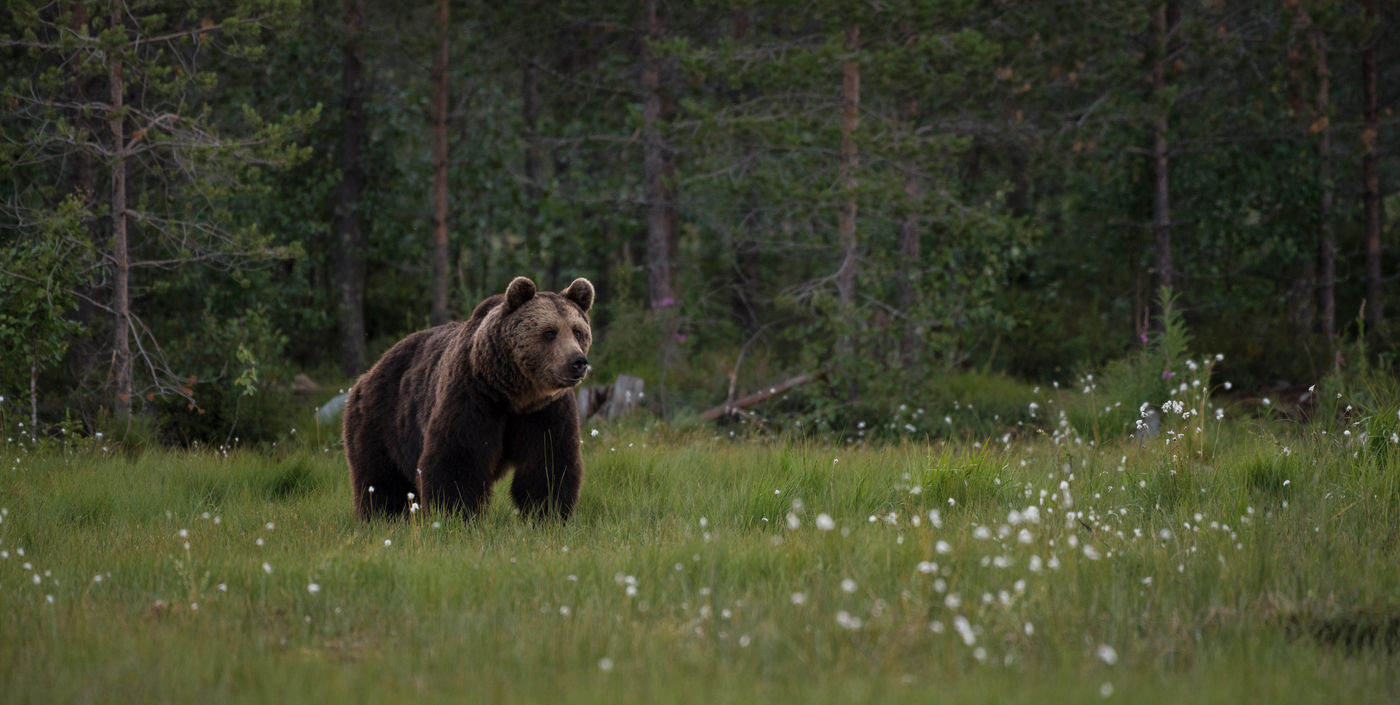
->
[343,276,594,522]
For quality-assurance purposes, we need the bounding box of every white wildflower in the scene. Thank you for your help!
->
[1096,644,1118,665]
[953,615,976,646]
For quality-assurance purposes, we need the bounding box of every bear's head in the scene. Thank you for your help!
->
[485,276,594,409]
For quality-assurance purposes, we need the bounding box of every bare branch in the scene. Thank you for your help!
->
[127,18,265,48]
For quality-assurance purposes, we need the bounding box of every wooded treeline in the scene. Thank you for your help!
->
[1,0,1397,442]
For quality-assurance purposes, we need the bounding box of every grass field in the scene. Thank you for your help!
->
[2,409,1399,703]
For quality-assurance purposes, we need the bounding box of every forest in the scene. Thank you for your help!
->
[6,4,1400,702]
[2,0,1398,443]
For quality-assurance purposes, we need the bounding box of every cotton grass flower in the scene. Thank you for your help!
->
[836,610,863,630]
[1096,644,1119,665]
[953,615,976,646]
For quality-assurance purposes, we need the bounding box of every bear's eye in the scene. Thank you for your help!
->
[573,328,586,343]
[542,329,557,342]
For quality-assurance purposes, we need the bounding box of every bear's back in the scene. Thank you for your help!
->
[349,323,461,470]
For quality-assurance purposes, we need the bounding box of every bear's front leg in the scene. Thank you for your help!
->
[416,403,503,518]
[504,396,585,521]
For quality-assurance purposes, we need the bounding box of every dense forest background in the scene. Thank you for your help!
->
[2,0,1397,445]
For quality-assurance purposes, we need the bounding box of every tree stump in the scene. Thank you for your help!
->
[577,375,645,422]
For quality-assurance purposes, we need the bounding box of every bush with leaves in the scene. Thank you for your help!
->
[153,306,293,447]
[0,196,89,430]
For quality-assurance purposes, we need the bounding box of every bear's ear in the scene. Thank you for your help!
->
[504,276,537,313]
[562,278,594,313]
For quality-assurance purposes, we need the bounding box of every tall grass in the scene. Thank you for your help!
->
[1,416,1397,704]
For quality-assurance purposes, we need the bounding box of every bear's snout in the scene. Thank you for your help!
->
[567,354,589,381]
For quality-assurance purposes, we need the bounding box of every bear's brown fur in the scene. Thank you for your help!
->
[343,276,594,521]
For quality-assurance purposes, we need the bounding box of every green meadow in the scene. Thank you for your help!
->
[3,407,1399,704]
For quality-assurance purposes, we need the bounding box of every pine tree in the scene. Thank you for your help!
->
[0,1,315,420]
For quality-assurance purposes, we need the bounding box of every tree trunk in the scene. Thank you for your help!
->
[429,0,450,326]
[701,371,818,421]
[1150,3,1175,301]
[896,94,920,371]
[641,0,674,311]
[836,24,860,312]
[334,0,368,375]
[641,0,679,394]
[1362,0,1381,334]
[727,8,760,337]
[109,5,132,420]
[67,3,96,219]
[1312,18,1335,342]
[522,59,542,279]
[828,23,862,402]
[63,3,102,386]
[1151,115,1171,295]
[30,337,39,431]
[836,24,860,400]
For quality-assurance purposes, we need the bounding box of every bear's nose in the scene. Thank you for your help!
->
[568,354,589,377]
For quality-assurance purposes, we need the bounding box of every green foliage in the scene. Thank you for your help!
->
[0,196,89,410]
[0,0,315,431]
[1153,287,1192,375]
[1056,288,1233,455]
[155,305,294,446]
[1312,321,1400,450]
[662,2,1039,418]
[233,344,260,398]
[4,0,1400,440]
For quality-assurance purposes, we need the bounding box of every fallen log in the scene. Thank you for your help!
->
[700,371,817,420]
